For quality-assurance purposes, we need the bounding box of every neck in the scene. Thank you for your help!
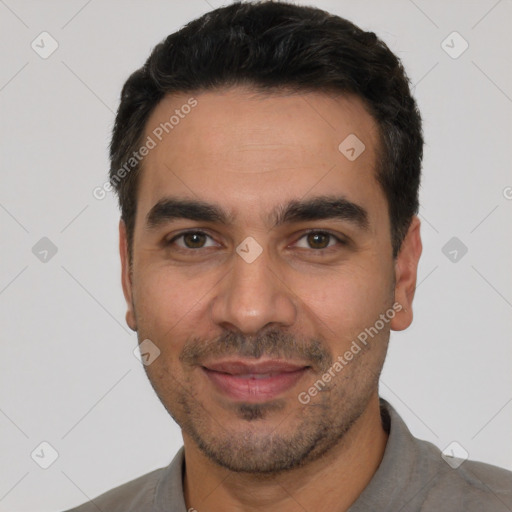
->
[183,393,388,512]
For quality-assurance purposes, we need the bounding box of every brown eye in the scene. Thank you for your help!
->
[307,232,331,249]
[295,231,344,250]
[182,232,207,248]
[167,231,217,250]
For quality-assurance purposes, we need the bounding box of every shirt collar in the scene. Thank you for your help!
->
[347,398,430,511]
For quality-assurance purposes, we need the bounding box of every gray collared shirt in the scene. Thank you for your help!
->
[64,399,512,511]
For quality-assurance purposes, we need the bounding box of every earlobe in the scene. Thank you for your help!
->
[119,220,137,331]
[390,216,422,332]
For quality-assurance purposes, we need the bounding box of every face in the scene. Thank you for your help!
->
[120,87,421,473]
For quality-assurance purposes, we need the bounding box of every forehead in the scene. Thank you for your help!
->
[137,87,385,232]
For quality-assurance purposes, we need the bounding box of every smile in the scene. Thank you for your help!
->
[201,359,310,402]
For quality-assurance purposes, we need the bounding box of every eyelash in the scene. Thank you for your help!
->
[165,229,347,253]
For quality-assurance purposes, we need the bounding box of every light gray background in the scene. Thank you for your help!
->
[1,0,511,510]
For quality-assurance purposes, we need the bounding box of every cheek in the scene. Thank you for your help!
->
[133,269,187,335]
[293,262,393,340]
[132,265,219,347]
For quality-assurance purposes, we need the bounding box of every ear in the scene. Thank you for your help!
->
[390,215,422,331]
[119,219,137,331]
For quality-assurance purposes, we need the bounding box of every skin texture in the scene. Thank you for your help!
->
[119,87,422,511]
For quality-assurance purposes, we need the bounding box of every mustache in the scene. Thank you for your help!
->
[179,328,333,372]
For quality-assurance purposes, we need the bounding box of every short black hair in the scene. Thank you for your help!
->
[109,0,423,259]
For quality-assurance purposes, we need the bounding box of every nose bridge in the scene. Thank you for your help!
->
[210,243,296,334]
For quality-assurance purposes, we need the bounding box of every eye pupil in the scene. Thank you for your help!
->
[308,232,329,249]
[184,232,206,248]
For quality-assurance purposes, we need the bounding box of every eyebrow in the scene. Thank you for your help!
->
[145,195,369,232]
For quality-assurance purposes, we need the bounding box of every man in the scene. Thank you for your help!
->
[66,1,512,511]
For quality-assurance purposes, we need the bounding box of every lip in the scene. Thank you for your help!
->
[201,359,310,402]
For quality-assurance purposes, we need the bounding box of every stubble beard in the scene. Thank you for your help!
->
[141,325,388,475]
[150,359,383,475]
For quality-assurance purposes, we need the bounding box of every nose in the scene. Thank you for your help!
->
[210,245,297,335]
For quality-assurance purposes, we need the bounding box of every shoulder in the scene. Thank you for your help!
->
[62,466,165,512]
[418,438,512,511]
[374,400,512,512]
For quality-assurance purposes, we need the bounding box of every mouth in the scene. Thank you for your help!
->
[201,359,311,403]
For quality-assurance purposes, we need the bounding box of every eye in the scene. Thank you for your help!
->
[165,229,347,253]
[167,230,218,250]
[294,230,346,250]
